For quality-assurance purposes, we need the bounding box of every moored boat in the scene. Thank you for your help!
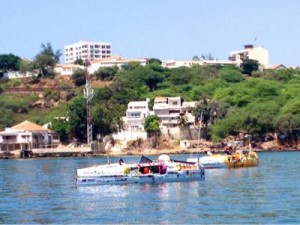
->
[188,150,259,169]
[224,150,259,168]
[76,154,205,186]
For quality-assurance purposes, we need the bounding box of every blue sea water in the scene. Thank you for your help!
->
[0,151,300,224]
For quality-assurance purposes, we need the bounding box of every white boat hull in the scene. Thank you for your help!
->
[76,156,205,186]
[77,170,204,186]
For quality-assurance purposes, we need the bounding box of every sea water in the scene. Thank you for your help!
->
[0,151,299,224]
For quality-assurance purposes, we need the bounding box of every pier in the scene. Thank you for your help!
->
[0,146,94,159]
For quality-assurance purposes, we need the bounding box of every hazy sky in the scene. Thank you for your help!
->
[1,0,300,66]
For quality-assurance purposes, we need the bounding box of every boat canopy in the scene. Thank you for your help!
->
[138,155,153,164]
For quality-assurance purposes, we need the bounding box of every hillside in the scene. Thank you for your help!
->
[0,75,111,128]
[1,63,300,150]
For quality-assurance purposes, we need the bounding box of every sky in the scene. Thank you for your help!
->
[1,0,300,66]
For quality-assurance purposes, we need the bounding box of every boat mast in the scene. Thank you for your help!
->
[248,135,252,152]
[196,111,203,166]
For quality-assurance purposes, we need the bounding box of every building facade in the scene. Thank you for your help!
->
[0,120,60,153]
[125,99,151,131]
[153,96,196,128]
[229,45,269,69]
[88,55,147,74]
[64,41,112,64]
[54,64,84,76]
[161,59,236,69]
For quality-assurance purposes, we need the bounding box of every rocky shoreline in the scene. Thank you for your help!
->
[1,138,299,159]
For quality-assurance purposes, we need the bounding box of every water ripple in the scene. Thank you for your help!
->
[0,152,300,224]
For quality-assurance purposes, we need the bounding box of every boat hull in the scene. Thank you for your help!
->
[77,169,205,186]
[188,151,259,169]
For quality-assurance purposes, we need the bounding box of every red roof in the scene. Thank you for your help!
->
[11,120,49,132]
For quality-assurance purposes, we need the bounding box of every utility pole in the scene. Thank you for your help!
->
[83,60,93,145]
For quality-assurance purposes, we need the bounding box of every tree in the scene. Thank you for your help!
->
[51,119,70,143]
[94,65,118,81]
[192,56,200,61]
[71,69,86,86]
[19,59,35,73]
[33,43,61,77]
[0,54,21,72]
[169,66,192,85]
[219,66,243,83]
[67,97,87,142]
[177,112,193,139]
[192,98,228,140]
[201,53,214,60]
[143,69,165,91]
[0,108,13,130]
[147,58,162,65]
[177,112,188,127]
[144,115,160,136]
[74,58,84,66]
[192,98,211,129]
[92,101,125,137]
[241,58,259,75]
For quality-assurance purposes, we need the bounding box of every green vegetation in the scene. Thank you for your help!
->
[144,115,160,136]
[71,69,86,86]
[1,52,300,144]
[0,54,21,73]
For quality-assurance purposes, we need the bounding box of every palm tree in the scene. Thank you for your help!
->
[177,112,188,127]
[177,112,192,139]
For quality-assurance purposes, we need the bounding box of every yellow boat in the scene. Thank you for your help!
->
[224,151,259,168]
[190,150,259,169]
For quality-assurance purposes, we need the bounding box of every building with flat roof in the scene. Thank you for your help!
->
[126,99,151,131]
[229,45,269,69]
[161,59,236,69]
[88,55,147,74]
[153,96,196,128]
[64,41,112,64]
[0,120,60,154]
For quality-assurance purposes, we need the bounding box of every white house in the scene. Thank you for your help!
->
[88,55,147,74]
[153,96,181,127]
[153,96,196,128]
[0,120,60,153]
[162,59,236,69]
[1,71,34,79]
[229,44,269,69]
[54,64,84,76]
[162,60,202,68]
[126,98,151,131]
[112,99,150,141]
[114,97,198,141]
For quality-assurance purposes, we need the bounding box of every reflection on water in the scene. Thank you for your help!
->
[1,152,300,224]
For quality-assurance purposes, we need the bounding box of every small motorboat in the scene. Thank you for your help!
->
[76,154,205,186]
[188,150,259,169]
[224,150,259,168]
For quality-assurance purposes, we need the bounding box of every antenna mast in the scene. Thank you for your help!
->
[83,60,94,145]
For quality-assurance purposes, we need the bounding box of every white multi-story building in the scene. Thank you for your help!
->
[126,99,151,131]
[116,97,198,141]
[229,45,269,69]
[153,96,196,128]
[64,41,112,64]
